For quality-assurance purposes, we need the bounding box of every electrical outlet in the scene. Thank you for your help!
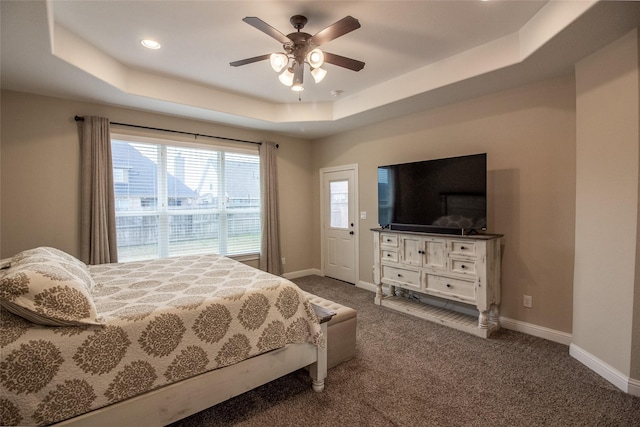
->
[523,295,532,308]
[281,257,286,265]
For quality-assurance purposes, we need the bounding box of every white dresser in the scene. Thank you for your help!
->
[373,229,503,338]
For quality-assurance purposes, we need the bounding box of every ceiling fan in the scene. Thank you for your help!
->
[230,15,365,92]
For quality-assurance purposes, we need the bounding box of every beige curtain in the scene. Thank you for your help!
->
[79,116,118,265]
[259,141,283,275]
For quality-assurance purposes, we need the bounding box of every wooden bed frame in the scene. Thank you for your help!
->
[52,307,330,427]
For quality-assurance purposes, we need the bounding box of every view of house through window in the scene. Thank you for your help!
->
[111,137,261,262]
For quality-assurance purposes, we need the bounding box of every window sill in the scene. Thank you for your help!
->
[230,253,260,263]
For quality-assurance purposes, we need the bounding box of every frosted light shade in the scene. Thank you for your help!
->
[270,53,288,72]
[311,67,327,83]
[279,68,294,86]
[306,48,324,68]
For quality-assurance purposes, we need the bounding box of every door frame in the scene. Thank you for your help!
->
[320,164,359,284]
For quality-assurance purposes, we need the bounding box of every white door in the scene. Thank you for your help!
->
[321,166,357,284]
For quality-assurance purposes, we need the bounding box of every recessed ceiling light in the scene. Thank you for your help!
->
[141,39,161,49]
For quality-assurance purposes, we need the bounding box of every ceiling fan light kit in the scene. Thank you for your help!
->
[231,14,365,92]
[278,67,294,86]
[307,48,324,68]
[311,67,327,83]
[269,53,289,73]
[292,63,304,91]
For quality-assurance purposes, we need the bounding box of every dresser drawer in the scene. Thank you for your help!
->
[381,265,421,289]
[381,249,399,263]
[449,240,477,257]
[449,257,476,276]
[425,274,475,301]
[380,233,399,247]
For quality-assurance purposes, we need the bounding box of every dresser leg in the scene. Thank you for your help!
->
[489,304,500,328]
[478,310,489,329]
[375,283,384,305]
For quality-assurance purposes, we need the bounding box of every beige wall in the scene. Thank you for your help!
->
[0,90,314,274]
[2,77,579,334]
[574,29,640,378]
[311,74,577,333]
[3,28,640,393]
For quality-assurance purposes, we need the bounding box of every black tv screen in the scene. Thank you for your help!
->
[378,153,487,234]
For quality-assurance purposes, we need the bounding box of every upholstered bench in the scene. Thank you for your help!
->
[303,291,357,369]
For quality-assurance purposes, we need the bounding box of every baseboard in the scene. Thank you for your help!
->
[499,317,572,345]
[357,280,377,292]
[569,343,639,397]
[629,377,640,397]
[283,268,322,280]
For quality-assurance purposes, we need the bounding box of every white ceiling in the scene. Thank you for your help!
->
[2,1,639,139]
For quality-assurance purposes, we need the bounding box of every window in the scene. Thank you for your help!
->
[329,180,349,229]
[111,136,260,262]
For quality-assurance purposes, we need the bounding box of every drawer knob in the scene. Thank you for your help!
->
[461,265,466,269]
[387,254,391,257]
[460,246,466,250]
[397,274,403,278]
[446,284,451,288]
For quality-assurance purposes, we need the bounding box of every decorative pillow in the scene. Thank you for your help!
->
[0,247,103,326]
[10,247,95,294]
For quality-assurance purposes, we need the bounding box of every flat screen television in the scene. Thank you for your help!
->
[378,153,487,234]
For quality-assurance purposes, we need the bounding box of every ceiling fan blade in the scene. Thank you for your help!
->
[323,52,365,72]
[242,17,291,45]
[229,54,271,67]
[310,16,361,46]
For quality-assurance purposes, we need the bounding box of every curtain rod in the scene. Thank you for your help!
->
[74,116,266,146]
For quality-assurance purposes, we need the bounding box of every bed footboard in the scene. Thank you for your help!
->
[53,339,326,427]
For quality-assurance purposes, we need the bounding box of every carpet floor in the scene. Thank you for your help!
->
[171,275,640,426]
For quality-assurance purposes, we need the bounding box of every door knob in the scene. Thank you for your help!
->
[349,231,354,235]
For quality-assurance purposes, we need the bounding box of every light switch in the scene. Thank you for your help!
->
[360,211,367,220]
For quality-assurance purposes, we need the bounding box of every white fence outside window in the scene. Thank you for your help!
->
[111,138,260,262]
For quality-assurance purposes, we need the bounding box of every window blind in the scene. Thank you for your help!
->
[111,138,260,262]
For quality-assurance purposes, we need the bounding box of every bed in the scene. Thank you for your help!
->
[0,247,328,426]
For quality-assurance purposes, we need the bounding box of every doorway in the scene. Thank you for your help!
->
[320,164,358,284]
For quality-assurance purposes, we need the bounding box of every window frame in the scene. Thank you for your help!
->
[110,132,261,262]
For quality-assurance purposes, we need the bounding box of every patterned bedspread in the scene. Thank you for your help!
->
[0,254,323,426]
